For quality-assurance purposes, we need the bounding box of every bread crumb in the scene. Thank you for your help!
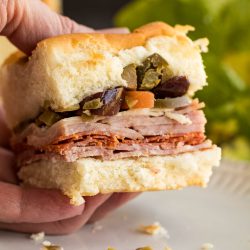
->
[201,243,214,249]
[70,194,85,206]
[42,241,52,246]
[194,38,209,53]
[30,232,45,242]
[138,222,168,236]
[41,241,64,250]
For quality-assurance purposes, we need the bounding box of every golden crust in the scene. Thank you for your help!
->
[36,22,190,53]
[6,22,196,66]
[2,51,26,66]
[4,22,194,67]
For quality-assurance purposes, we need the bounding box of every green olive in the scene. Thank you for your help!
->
[55,104,80,112]
[139,69,161,90]
[122,63,137,90]
[82,98,103,110]
[37,110,61,126]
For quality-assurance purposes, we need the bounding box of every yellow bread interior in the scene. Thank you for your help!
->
[18,146,221,205]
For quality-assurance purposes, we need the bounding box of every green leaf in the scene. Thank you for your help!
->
[223,137,250,161]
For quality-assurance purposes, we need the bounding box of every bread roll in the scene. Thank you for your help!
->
[18,146,221,205]
[1,22,208,128]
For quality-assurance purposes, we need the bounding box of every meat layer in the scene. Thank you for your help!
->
[13,101,209,166]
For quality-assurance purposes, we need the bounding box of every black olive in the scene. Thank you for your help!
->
[152,76,190,98]
[81,87,124,116]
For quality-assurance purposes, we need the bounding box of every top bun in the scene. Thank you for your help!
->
[0,22,208,128]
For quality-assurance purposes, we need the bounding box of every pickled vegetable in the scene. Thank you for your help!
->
[122,91,154,109]
[154,96,191,109]
[136,65,146,84]
[153,76,190,98]
[147,53,168,68]
[160,67,174,82]
[82,110,91,116]
[140,69,161,90]
[137,53,172,90]
[37,110,62,126]
[82,98,103,110]
[81,113,95,122]
[93,88,124,116]
[122,63,137,89]
[55,104,80,112]
[81,87,124,116]
[125,96,139,109]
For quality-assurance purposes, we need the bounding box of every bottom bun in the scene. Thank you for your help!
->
[18,146,221,205]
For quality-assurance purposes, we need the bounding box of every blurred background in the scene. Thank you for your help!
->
[1,0,250,161]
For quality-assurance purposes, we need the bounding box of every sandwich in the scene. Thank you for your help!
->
[0,22,221,205]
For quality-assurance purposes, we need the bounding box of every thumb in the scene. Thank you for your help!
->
[1,0,93,55]
[0,106,10,148]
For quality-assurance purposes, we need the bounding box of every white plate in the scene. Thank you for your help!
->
[0,160,250,250]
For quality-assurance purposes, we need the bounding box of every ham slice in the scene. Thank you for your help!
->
[13,121,144,148]
[12,105,205,148]
[13,101,210,166]
[17,139,212,165]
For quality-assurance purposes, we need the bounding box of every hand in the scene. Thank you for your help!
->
[0,0,129,54]
[0,148,138,235]
[0,0,138,235]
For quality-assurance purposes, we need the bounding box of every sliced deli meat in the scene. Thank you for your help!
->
[17,140,212,165]
[12,101,205,148]
[12,101,211,166]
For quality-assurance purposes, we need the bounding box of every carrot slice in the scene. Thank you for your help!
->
[122,91,155,109]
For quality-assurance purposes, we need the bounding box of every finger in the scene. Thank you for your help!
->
[1,0,94,54]
[96,27,130,34]
[59,15,94,34]
[0,148,17,184]
[89,193,140,223]
[0,107,11,147]
[0,194,111,235]
[0,182,84,223]
[48,194,112,234]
